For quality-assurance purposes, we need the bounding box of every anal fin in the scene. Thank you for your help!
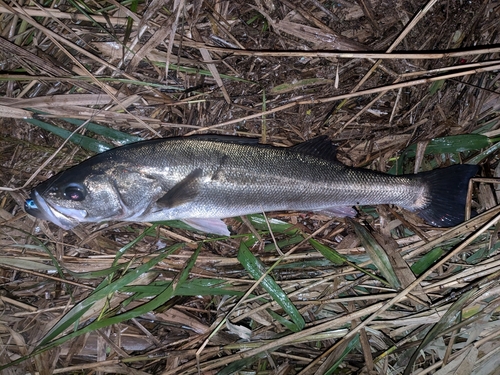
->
[182,218,230,236]
[315,206,358,218]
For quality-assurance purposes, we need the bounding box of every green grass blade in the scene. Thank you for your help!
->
[63,263,129,279]
[325,334,360,375]
[467,138,500,164]
[402,134,490,158]
[4,227,71,294]
[237,242,305,331]
[217,353,267,375]
[267,308,300,332]
[245,214,299,234]
[67,0,120,38]
[402,288,477,375]
[39,243,183,345]
[114,225,158,261]
[309,238,346,266]
[63,117,143,145]
[25,118,111,153]
[264,234,304,251]
[309,238,388,284]
[411,247,444,275]
[428,79,445,95]
[351,221,401,289]
[174,243,202,294]
[122,279,245,298]
[30,110,142,146]
[123,0,138,59]
[389,134,490,174]
[38,244,199,351]
[176,278,244,296]
[0,256,56,271]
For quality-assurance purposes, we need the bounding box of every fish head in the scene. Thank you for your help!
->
[25,159,165,229]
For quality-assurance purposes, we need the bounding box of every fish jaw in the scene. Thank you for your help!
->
[25,190,85,230]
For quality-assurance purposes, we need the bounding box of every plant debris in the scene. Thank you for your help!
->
[1,0,500,374]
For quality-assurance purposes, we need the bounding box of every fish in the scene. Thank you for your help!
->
[24,135,479,236]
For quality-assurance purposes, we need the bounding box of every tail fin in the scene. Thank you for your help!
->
[413,164,479,227]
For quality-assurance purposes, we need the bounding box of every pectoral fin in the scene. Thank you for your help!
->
[182,218,230,236]
[157,169,202,208]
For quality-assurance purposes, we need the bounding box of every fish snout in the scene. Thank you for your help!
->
[24,198,42,217]
[24,190,80,230]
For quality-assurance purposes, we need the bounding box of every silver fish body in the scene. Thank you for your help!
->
[25,136,479,235]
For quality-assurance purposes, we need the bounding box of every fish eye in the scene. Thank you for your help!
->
[64,184,85,201]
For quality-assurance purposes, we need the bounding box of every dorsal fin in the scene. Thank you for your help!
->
[290,136,338,162]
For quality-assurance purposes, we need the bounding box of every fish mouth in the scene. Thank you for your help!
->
[25,190,86,230]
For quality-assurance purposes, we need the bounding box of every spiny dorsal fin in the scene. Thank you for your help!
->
[157,168,202,208]
[290,136,338,162]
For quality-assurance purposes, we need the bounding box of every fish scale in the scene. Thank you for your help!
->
[25,135,479,235]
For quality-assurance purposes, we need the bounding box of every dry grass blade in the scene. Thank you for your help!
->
[1,0,500,374]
